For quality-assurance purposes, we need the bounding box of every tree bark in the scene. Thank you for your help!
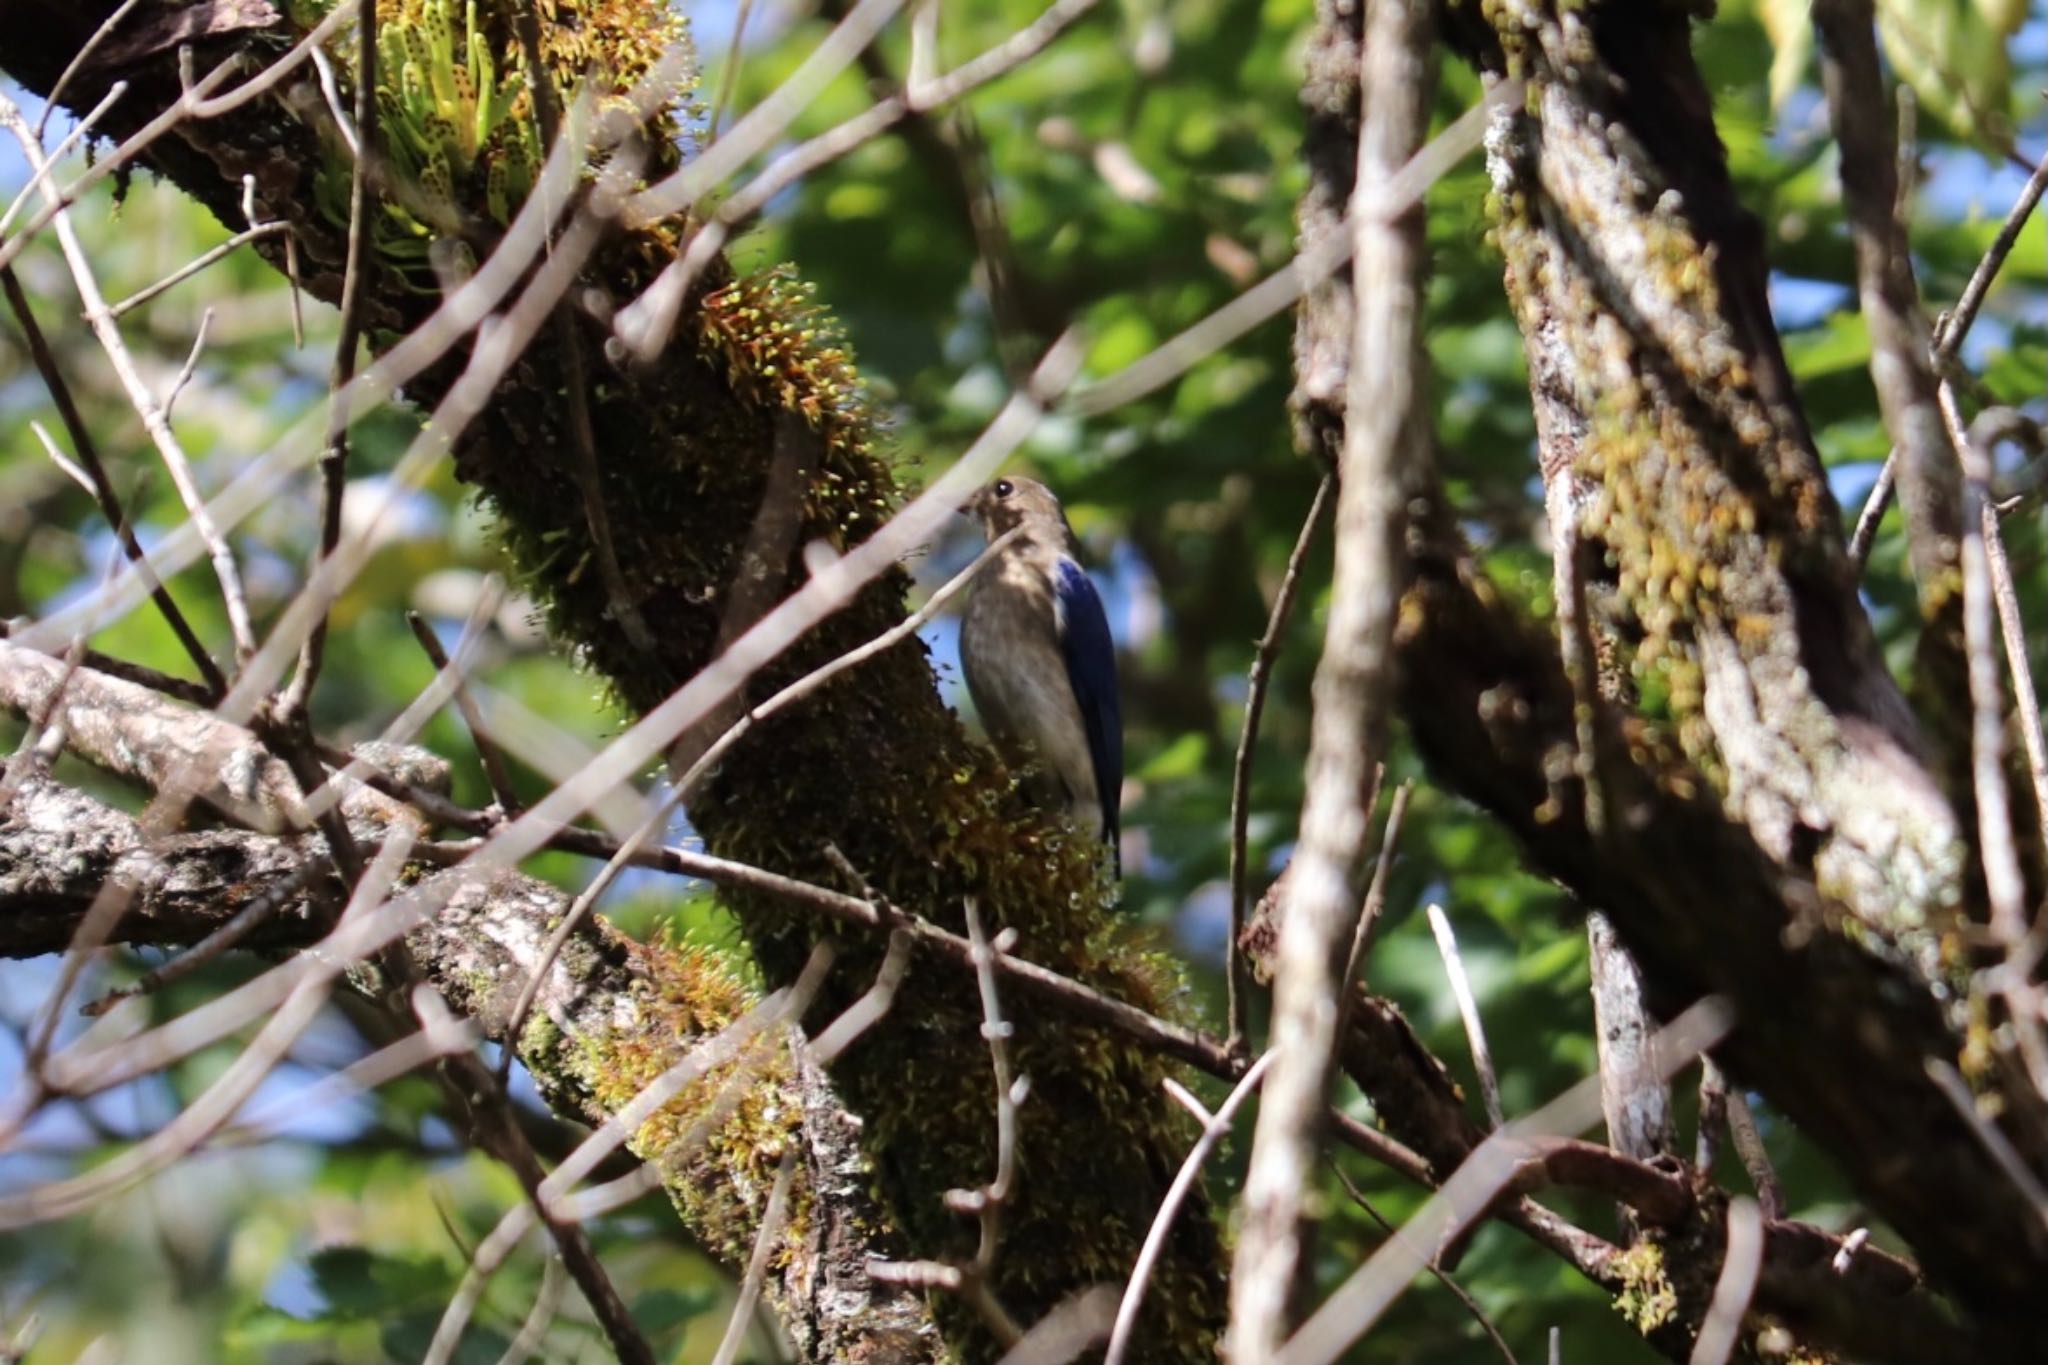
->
[0,3,1228,1360]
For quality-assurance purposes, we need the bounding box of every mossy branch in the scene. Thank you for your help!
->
[0,1,1229,1360]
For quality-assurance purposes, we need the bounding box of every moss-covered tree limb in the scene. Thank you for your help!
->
[0,774,938,1362]
[0,639,940,1360]
[0,3,1228,1359]
[1273,0,2048,1353]
[1454,0,2048,1333]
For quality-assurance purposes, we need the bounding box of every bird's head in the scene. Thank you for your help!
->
[964,476,1071,541]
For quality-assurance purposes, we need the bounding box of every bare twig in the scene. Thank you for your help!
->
[705,0,758,145]
[1228,4,1434,1355]
[493,524,1023,1086]
[0,265,225,698]
[425,949,834,1365]
[1843,132,2048,564]
[1961,408,2048,914]
[32,0,142,139]
[1328,1163,1518,1365]
[708,1150,797,1365]
[992,1287,1118,1365]
[1724,1089,1783,1221]
[103,221,289,319]
[1937,382,2029,947]
[1847,455,1896,574]
[1227,475,1334,1053]
[406,602,522,813]
[284,0,380,714]
[2,92,260,665]
[160,309,213,423]
[1337,777,1408,991]
[1275,1000,1732,1365]
[1689,1198,1763,1365]
[628,0,909,225]
[1105,1051,1275,1365]
[496,1255,565,1365]
[1815,0,1962,603]
[1068,79,1511,418]
[1926,1060,2048,1220]
[617,0,1102,361]
[1426,903,1503,1130]
[80,855,335,1017]
[959,896,1028,1341]
[0,829,416,1226]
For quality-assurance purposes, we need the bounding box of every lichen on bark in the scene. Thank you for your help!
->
[1474,0,1964,966]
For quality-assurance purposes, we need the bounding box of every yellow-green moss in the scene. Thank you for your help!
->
[312,0,692,284]
[1613,1240,1679,1334]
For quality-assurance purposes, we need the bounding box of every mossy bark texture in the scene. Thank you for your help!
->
[0,2,1226,1361]
[1401,0,2047,1348]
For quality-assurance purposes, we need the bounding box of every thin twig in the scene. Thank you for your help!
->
[990,1287,1118,1365]
[493,525,1021,1086]
[426,950,834,1365]
[104,221,289,319]
[495,1255,565,1365]
[0,264,225,698]
[617,0,1100,362]
[960,896,1027,1340]
[2,81,128,239]
[708,1150,796,1365]
[285,0,380,713]
[161,309,214,424]
[1815,0,1962,604]
[80,855,336,1017]
[1226,474,1333,1053]
[1069,80,1512,418]
[1426,903,1503,1130]
[705,0,758,146]
[0,829,416,1223]
[1227,0,1435,1348]
[1925,1059,2048,1218]
[1723,1089,1782,1221]
[1339,777,1409,993]
[675,525,1023,799]
[1688,1198,1762,1365]
[1104,1051,1275,1365]
[406,603,523,813]
[1328,1163,1519,1365]
[2,93,260,665]
[1846,455,1895,574]
[33,0,144,140]
[1276,1000,1733,1365]
[1961,409,2048,913]
[1845,135,2048,562]
[1938,382,2029,947]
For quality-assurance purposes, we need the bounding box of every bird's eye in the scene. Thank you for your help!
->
[993,480,1015,499]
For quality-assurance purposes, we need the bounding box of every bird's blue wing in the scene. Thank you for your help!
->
[1053,557,1123,852]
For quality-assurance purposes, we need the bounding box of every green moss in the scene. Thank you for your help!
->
[312,0,692,285]
[1613,1241,1678,1334]
[270,0,1231,1353]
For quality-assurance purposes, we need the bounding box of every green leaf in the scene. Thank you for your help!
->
[1876,0,2018,140]
[1757,0,1814,109]
[1782,310,1873,379]
[1139,731,1209,782]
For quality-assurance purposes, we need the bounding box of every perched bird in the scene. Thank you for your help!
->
[959,476,1123,868]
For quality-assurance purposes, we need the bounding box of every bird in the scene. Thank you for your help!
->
[959,476,1124,871]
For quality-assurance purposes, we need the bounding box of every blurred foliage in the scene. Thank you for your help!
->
[0,0,2044,1360]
